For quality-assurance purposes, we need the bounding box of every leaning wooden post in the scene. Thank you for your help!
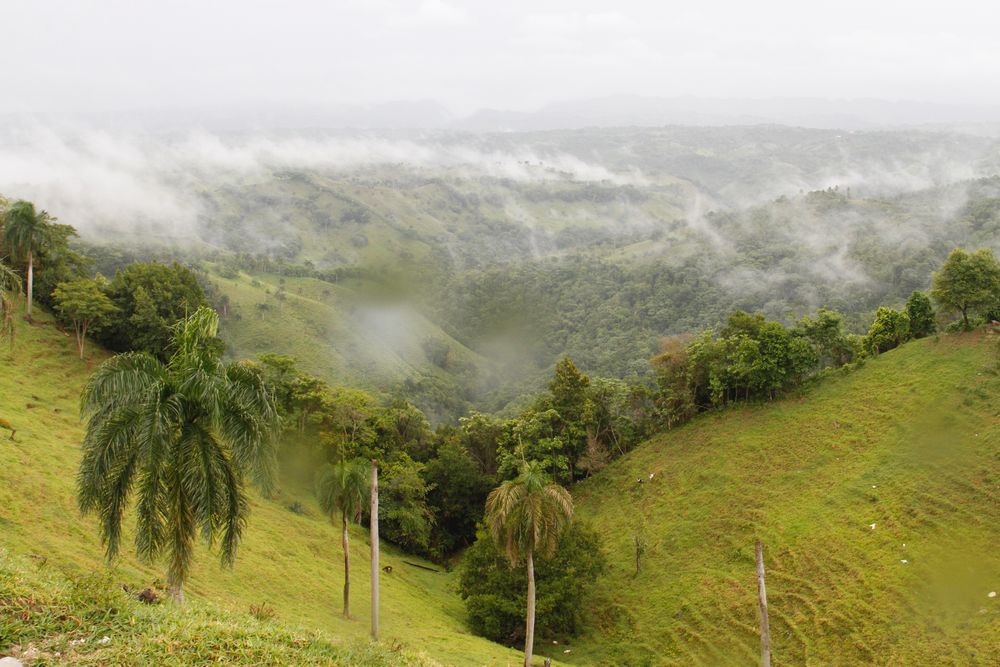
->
[370,459,380,641]
[755,539,772,667]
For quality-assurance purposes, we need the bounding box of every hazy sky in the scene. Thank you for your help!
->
[4,0,1000,115]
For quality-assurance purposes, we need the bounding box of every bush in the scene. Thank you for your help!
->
[905,291,936,338]
[864,307,910,354]
[458,523,605,645]
[249,602,276,622]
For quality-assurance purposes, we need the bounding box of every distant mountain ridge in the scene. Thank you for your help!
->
[5,95,1000,133]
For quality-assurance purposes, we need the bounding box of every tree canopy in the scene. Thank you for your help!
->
[930,248,1000,329]
[98,261,209,358]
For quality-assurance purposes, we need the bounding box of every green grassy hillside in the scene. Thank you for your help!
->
[4,305,999,666]
[0,309,527,666]
[571,333,1000,665]
[210,268,508,421]
[0,550,435,666]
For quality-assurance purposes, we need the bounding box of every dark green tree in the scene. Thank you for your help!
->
[905,291,936,338]
[424,439,494,555]
[459,522,604,648]
[546,357,591,480]
[77,307,280,601]
[100,262,208,357]
[930,248,1000,330]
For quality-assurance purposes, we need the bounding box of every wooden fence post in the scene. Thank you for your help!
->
[371,459,379,641]
[756,539,771,667]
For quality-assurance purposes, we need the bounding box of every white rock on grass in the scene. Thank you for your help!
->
[0,657,24,667]
[989,591,997,598]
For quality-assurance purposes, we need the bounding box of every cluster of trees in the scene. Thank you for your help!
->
[72,306,586,665]
[48,261,208,360]
[255,350,656,557]
[0,197,209,359]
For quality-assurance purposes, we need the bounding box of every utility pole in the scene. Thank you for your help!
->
[370,459,380,641]
[756,539,772,667]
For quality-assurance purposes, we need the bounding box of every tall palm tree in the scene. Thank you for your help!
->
[315,458,369,618]
[485,461,573,667]
[77,307,280,601]
[2,200,55,317]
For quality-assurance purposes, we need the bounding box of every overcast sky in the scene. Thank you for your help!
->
[4,0,1000,115]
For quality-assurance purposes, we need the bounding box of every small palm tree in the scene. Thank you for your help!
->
[316,458,369,618]
[0,258,21,349]
[2,200,55,317]
[0,258,20,294]
[485,461,573,667]
[78,307,280,601]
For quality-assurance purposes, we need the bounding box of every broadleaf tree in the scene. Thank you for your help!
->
[53,277,117,359]
[930,248,1000,329]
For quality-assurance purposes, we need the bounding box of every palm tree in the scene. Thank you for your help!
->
[77,307,280,601]
[0,258,21,349]
[2,200,55,317]
[485,461,573,667]
[316,458,369,618]
[0,258,20,294]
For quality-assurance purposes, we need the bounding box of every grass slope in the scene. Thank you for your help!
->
[0,309,525,666]
[212,269,497,421]
[572,333,1000,665]
[0,550,436,666]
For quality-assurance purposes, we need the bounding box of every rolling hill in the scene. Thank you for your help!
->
[0,308,527,666]
[2,305,999,665]
[570,333,1000,665]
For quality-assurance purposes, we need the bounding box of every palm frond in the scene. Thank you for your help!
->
[0,258,21,295]
[484,462,574,565]
[80,352,165,417]
[315,458,369,523]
